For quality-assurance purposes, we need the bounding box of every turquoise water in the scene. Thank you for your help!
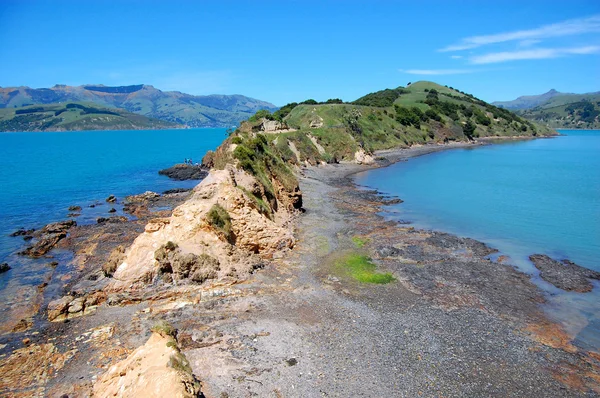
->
[355,130,600,350]
[355,131,600,273]
[0,128,226,271]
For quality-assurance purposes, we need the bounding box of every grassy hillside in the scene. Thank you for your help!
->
[0,102,178,132]
[518,98,600,129]
[275,81,554,162]
[205,81,555,167]
[0,85,278,128]
[493,89,600,111]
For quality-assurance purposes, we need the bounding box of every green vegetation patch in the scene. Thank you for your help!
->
[336,253,394,284]
[151,320,177,338]
[206,204,233,241]
[351,235,370,248]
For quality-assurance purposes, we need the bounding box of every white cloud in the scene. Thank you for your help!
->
[450,55,463,59]
[400,69,476,75]
[440,14,600,52]
[470,45,600,64]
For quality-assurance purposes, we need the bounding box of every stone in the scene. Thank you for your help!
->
[106,195,117,203]
[68,205,82,212]
[108,207,116,213]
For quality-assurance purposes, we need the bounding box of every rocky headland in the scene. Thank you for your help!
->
[0,95,596,396]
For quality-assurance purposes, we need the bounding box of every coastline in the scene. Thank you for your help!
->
[1,139,599,396]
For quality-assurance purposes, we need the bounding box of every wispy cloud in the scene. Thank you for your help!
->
[399,69,477,75]
[440,14,600,52]
[450,55,463,59]
[517,39,542,48]
[470,45,600,64]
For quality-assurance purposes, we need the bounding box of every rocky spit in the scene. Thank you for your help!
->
[0,143,599,397]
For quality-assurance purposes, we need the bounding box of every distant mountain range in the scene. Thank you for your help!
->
[494,90,600,129]
[0,84,278,128]
[0,102,178,132]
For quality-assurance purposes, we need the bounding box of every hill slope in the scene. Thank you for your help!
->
[492,89,567,110]
[0,102,178,132]
[204,81,555,169]
[517,98,600,129]
[0,84,278,128]
[493,89,600,111]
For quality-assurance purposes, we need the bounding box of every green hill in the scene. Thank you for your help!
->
[0,84,278,128]
[204,81,556,168]
[517,98,600,129]
[492,89,600,129]
[0,102,179,132]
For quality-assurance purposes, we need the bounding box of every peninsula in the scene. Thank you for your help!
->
[2,81,599,397]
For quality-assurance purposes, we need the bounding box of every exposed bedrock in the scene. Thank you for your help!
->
[159,163,209,181]
[530,254,600,293]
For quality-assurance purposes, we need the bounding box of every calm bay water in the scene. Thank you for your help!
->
[0,128,226,269]
[355,130,600,273]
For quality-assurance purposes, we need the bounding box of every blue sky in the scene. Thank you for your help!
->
[0,0,599,105]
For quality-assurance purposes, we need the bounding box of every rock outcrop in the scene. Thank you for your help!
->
[530,254,600,293]
[19,220,76,257]
[47,291,107,321]
[354,149,374,165]
[93,331,202,398]
[159,164,209,180]
[107,167,297,291]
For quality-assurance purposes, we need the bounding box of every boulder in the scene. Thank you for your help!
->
[68,205,82,212]
[106,195,117,203]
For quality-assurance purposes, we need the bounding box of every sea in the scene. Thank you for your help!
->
[0,128,226,294]
[355,130,600,350]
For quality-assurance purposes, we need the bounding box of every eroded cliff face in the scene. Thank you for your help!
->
[107,166,299,292]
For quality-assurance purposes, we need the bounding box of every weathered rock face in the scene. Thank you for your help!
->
[159,164,209,180]
[107,167,297,291]
[530,254,600,293]
[354,149,374,165]
[93,332,202,398]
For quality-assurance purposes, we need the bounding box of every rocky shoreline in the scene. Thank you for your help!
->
[1,141,599,396]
